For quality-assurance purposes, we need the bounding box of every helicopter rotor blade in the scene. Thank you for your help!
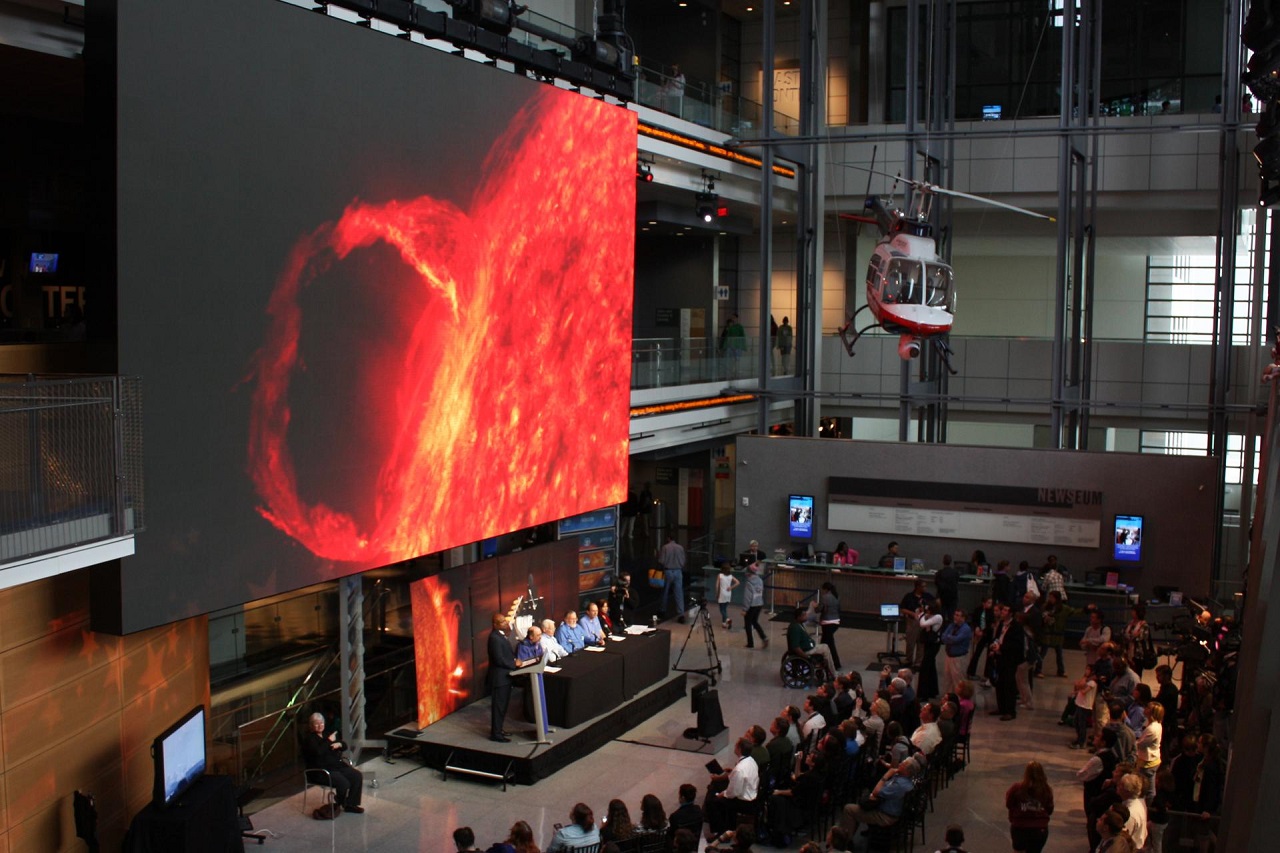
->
[919,183,1057,222]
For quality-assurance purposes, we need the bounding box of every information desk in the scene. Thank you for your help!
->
[602,628,671,698]
[124,774,243,853]
[754,561,1133,627]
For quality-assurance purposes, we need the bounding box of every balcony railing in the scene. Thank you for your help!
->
[0,375,144,564]
[632,337,795,389]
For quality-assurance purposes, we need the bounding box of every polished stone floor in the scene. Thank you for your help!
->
[244,615,1116,852]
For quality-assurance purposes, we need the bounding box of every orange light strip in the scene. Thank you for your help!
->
[630,393,757,418]
[639,124,797,179]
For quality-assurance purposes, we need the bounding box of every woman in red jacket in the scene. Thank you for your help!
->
[1005,760,1054,853]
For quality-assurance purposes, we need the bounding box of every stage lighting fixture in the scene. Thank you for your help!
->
[637,162,654,182]
[448,0,521,33]
[696,192,718,223]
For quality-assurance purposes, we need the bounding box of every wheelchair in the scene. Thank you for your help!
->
[780,651,831,688]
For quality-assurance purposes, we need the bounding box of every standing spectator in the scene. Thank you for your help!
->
[818,581,843,669]
[1070,665,1098,748]
[1037,591,1070,678]
[992,559,1014,607]
[721,315,746,377]
[620,488,638,539]
[899,578,935,670]
[940,607,973,696]
[934,554,960,616]
[1093,807,1138,853]
[1005,760,1054,853]
[742,563,769,648]
[715,562,740,629]
[917,600,944,700]
[966,597,998,683]
[1016,592,1042,710]
[935,824,968,853]
[1116,774,1147,849]
[638,482,654,537]
[776,316,795,374]
[1013,561,1040,603]
[658,64,686,114]
[1040,557,1067,601]
[990,603,1025,721]
[1080,608,1112,666]
[1122,604,1152,679]
[658,535,687,621]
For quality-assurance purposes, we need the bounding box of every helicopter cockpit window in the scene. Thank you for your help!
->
[925,264,955,311]
[882,259,922,304]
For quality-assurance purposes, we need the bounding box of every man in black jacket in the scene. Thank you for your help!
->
[989,603,1025,721]
[669,783,704,840]
[488,612,530,742]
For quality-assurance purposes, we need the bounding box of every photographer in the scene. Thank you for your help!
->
[608,572,634,629]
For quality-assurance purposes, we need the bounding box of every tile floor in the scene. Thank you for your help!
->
[244,616,1114,852]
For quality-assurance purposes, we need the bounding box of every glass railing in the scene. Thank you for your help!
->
[632,336,795,389]
[0,375,144,564]
[634,62,800,136]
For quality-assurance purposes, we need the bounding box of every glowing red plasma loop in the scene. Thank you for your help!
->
[248,89,636,567]
[409,574,467,726]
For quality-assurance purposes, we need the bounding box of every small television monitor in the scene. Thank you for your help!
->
[880,603,900,619]
[1113,514,1144,562]
[982,105,1001,120]
[892,556,907,573]
[29,252,59,274]
[151,706,207,807]
[787,494,814,540]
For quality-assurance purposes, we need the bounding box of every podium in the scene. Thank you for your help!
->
[512,654,551,744]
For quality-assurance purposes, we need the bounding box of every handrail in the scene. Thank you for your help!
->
[241,645,341,784]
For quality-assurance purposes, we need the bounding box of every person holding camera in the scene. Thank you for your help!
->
[608,572,634,629]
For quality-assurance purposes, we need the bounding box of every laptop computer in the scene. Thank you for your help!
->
[880,603,900,619]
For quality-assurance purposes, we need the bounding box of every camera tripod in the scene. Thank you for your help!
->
[673,596,723,685]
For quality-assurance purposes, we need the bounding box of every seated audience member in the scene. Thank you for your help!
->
[878,721,912,769]
[602,799,635,844]
[766,750,826,843]
[671,828,699,853]
[556,611,588,654]
[706,823,756,853]
[840,756,917,834]
[862,697,889,744]
[1094,807,1139,853]
[301,712,364,814]
[783,705,803,750]
[546,803,600,853]
[495,820,539,853]
[937,823,967,853]
[911,702,942,756]
[454,826,483,852]
[765,717,795,782]
[746,724,770,779]
[637,792,669,836]
[801,694,828,744]
[579,602,608,645]
[937,701,959,742]
[838,718,862,759]
[831,674,857,722]
[538,620,569,661]
[705,738,760,837]
[787,606,837,676]
[826,826,854,852]
[668,783,703,839]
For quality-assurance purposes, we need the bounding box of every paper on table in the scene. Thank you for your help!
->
[584,645,606,652]
[609,635,626,641]
[544,666,562,673]
[624,625,653,635]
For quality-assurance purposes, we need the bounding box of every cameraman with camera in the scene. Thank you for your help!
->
[609,571,634,630]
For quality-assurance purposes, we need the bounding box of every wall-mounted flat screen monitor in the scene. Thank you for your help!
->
[982,105,1002,120]
[29,252,58,274]
[152,706,207,807]
[1114,514,1144,562]
[788,494,814,540]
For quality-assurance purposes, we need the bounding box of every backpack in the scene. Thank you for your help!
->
[311,803,341,820]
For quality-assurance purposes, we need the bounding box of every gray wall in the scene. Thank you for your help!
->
[734,435,1219,597]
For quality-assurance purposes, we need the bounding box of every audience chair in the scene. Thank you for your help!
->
[301,767,335,813]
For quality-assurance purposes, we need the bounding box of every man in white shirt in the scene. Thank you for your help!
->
[538,619,569,662]
[705,738,759,837]
[910,702,942,756]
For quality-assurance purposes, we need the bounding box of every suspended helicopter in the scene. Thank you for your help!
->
[838,172,1055,374]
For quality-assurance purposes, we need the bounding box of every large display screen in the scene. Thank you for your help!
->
[152,706,206,807]
[1113,514,1144,562]
[103,0,636,630]
[788,494,815,540]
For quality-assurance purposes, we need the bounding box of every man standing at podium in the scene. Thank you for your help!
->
[488,613,532,743]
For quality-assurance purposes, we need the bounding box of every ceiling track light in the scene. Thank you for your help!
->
[696,191,719,223]
[637,162,653,182]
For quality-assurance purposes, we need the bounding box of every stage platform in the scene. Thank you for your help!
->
[384,669,688,786]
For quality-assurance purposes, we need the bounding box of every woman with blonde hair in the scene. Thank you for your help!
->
[1005,760,1054,852]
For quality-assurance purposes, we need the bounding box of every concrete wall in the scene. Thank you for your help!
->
[733,433,1218,597]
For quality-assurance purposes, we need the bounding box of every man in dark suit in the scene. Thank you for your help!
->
[488,612,528,742]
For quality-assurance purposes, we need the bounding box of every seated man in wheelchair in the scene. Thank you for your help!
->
[782,605,838,685]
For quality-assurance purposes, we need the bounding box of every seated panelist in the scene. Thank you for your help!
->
[556,611,588,654]
[539,619,569,661]
[578,602,607,645]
